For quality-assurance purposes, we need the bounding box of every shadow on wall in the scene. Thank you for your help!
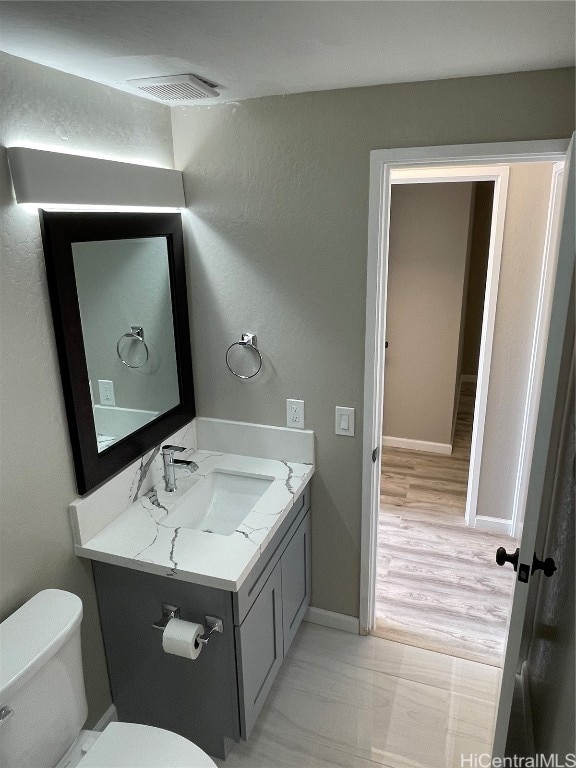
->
[1,148,15,205]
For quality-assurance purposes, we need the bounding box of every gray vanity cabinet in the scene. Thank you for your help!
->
[234,507,311,739]
[281,511,311,652]
[235,561,283,738]
[93,482,311,759]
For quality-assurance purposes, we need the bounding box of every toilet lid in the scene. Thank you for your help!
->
[77,723,217,768]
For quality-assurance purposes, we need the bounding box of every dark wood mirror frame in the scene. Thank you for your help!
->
[40,211,196,495]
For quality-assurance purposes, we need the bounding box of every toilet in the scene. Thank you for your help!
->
[0,589,217,768]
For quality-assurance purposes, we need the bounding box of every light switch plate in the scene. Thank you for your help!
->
[335,406,355,436]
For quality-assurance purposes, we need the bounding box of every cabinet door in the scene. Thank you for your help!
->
[281,511,311,653]
[235,561,283,739]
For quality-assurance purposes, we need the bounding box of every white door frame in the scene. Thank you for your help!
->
[388,164,510,536]
[360,140,570,635]
[508,161,567,540]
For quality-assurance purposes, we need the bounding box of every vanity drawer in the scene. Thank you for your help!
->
[233,482,310,625]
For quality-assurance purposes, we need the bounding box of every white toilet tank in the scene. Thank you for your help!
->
[0,589,88,768]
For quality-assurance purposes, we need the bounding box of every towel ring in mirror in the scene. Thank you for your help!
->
[116,325,150,369]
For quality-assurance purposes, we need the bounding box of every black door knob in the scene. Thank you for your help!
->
[496,546,520,571]
[532,553,557,577]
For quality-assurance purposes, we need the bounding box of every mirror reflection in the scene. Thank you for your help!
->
[72,237,179,452]
[40,210,194,494]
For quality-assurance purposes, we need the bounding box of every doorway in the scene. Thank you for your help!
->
[374,176,517,666]
[360,141,569,648]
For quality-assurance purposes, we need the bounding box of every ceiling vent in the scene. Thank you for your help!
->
[127,74,220,103]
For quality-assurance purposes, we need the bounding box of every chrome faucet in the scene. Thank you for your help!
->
[161,445,198,493]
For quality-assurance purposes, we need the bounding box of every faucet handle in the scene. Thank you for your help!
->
[162,444,185,455]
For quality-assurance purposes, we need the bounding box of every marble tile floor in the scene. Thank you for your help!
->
[375,383,518,665]
[216,622,501,768]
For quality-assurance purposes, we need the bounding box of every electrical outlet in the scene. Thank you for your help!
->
[286,399,305,429]
[98,379,115,407]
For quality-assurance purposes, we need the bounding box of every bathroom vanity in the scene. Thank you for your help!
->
[70,420,314,759]
[92,481,309,758]
[44,210,314,759]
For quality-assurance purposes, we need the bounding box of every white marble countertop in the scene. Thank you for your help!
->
[74,449,314,591]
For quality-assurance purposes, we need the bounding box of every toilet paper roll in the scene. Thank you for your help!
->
[162,618,204,660]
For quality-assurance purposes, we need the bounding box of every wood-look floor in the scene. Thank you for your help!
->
[375,383,518,667]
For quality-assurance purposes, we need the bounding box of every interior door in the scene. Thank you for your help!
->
[492,136,575,758]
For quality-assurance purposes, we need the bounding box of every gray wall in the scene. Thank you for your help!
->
[172,68,575,617]
[382,182,473,447]
[0,52,174,725]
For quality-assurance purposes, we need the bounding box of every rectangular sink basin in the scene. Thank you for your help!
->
[164,471,274,536]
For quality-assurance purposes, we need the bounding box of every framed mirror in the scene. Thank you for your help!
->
[40,211,195,495]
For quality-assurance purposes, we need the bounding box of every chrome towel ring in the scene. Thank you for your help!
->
[226,332,263,379]
[116,325,149,369]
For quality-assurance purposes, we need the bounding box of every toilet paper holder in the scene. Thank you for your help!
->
[152,603,223,644]
[198,616,224,646]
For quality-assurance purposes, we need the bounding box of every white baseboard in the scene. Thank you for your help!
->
[474,515,512,535]
[461,374,478,384]
[382,436,452,455]
[304,607,360,634]
[92,704,118,732]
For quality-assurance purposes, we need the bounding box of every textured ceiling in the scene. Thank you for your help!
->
[0,1,574,105]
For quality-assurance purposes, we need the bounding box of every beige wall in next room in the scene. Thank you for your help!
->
[477,161,556,523]
[382,181,474,449]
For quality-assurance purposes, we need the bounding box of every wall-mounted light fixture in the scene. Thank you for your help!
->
[7,147,185,208]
